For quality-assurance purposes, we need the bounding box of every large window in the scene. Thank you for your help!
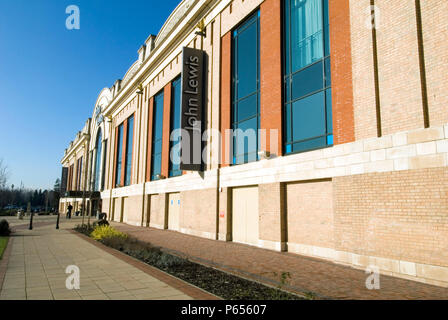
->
[284,0,332,154]
[69,164,74,190]
[124,114,134,186]
[232,10,260,165]
[101,141,107,190]
[76,157,83,191]
[93,129,102,191]
[151,90,164,180]
[115,123,124,187]
[169,77,182,177]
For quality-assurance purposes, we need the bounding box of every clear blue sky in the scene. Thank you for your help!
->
[0,0,180,190]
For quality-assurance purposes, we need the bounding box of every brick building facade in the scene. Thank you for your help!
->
[60,0,448,286]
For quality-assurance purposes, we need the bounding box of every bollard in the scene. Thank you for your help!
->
[29,212,34,230]
[56,212,60,230]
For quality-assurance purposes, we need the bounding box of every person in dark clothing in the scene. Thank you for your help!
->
[67,203,73,219]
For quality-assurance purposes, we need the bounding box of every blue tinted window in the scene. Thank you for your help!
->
[124,115,134,186]
[115,124,123,186]
[325,89,333,133]
[290,0,324,72]
[284,0,332,154]
[169,77,182,177]
[94,129,102,191]
[292,91,326,142]
[232,10,260,165]
[151,90,164,180]
[235,22,258,99]
[236,93,258,122]
[324,57,331,87]
[291,61,323,101]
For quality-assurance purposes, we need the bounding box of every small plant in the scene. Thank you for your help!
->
[90,225,128,241]
[304,291,317,300]
[273,271,291,289]
[0,219,11,236]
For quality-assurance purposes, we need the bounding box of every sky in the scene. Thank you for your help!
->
[0,0,181,190]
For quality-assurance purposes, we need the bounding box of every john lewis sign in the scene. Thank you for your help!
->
[180,47,205,171]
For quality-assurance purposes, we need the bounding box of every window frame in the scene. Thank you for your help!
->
[169,76,182,178]
[124,114,134,186]
[283,0,333,155]
[115,123,124,187]
[150,90,164,181]
[231,9,261,166]
[93,129,102,191]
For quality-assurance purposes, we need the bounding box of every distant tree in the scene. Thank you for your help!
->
[52,179,61,211]
[0,159,9,190]
[54,179,61,191]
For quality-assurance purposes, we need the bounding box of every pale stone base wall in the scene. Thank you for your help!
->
[123,195,143,226]
[148,193,167,229]
[180,188,217,238]
[112,197,122,222]
[333,167,448,269]
[98,124,448,286]
[286,179,334,250]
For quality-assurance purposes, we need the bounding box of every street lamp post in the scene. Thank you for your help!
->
[29,212,34,230]
[56,212,60,229]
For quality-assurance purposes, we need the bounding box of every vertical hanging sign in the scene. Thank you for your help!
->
[180,47,205,171]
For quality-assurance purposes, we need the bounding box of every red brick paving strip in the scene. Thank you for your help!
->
[113,223,448,300]
[70,231,219,300]
[0,237,13,292]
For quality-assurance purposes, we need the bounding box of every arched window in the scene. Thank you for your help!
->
[94,129,102,191]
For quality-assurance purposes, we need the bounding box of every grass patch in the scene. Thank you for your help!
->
[0,237,9,260]
[74,224,304,300]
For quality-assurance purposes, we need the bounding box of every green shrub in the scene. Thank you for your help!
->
[90,225,128,241]
[0,210,17,217]
[0,219,11,236]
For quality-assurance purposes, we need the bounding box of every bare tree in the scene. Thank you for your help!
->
[0,158,9,190]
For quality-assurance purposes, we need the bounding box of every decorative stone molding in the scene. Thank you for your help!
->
[121,60,143,88]
[155,0,197,47]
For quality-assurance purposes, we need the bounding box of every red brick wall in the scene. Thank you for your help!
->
[260,0,282,156]
[220,32,232,167]
[161,83,172,178]
[329,0,355,144]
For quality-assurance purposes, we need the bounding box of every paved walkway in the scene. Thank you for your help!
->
[0,218,207,300]
[113,223,448,300]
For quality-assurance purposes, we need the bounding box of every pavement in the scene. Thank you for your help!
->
[113,222,448,300]
[0,216,212,300]
[2,214,447,300]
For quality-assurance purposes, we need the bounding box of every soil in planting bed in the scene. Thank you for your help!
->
[74,225,303,300]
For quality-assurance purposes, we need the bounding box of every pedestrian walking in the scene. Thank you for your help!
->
[66,203,73,219]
